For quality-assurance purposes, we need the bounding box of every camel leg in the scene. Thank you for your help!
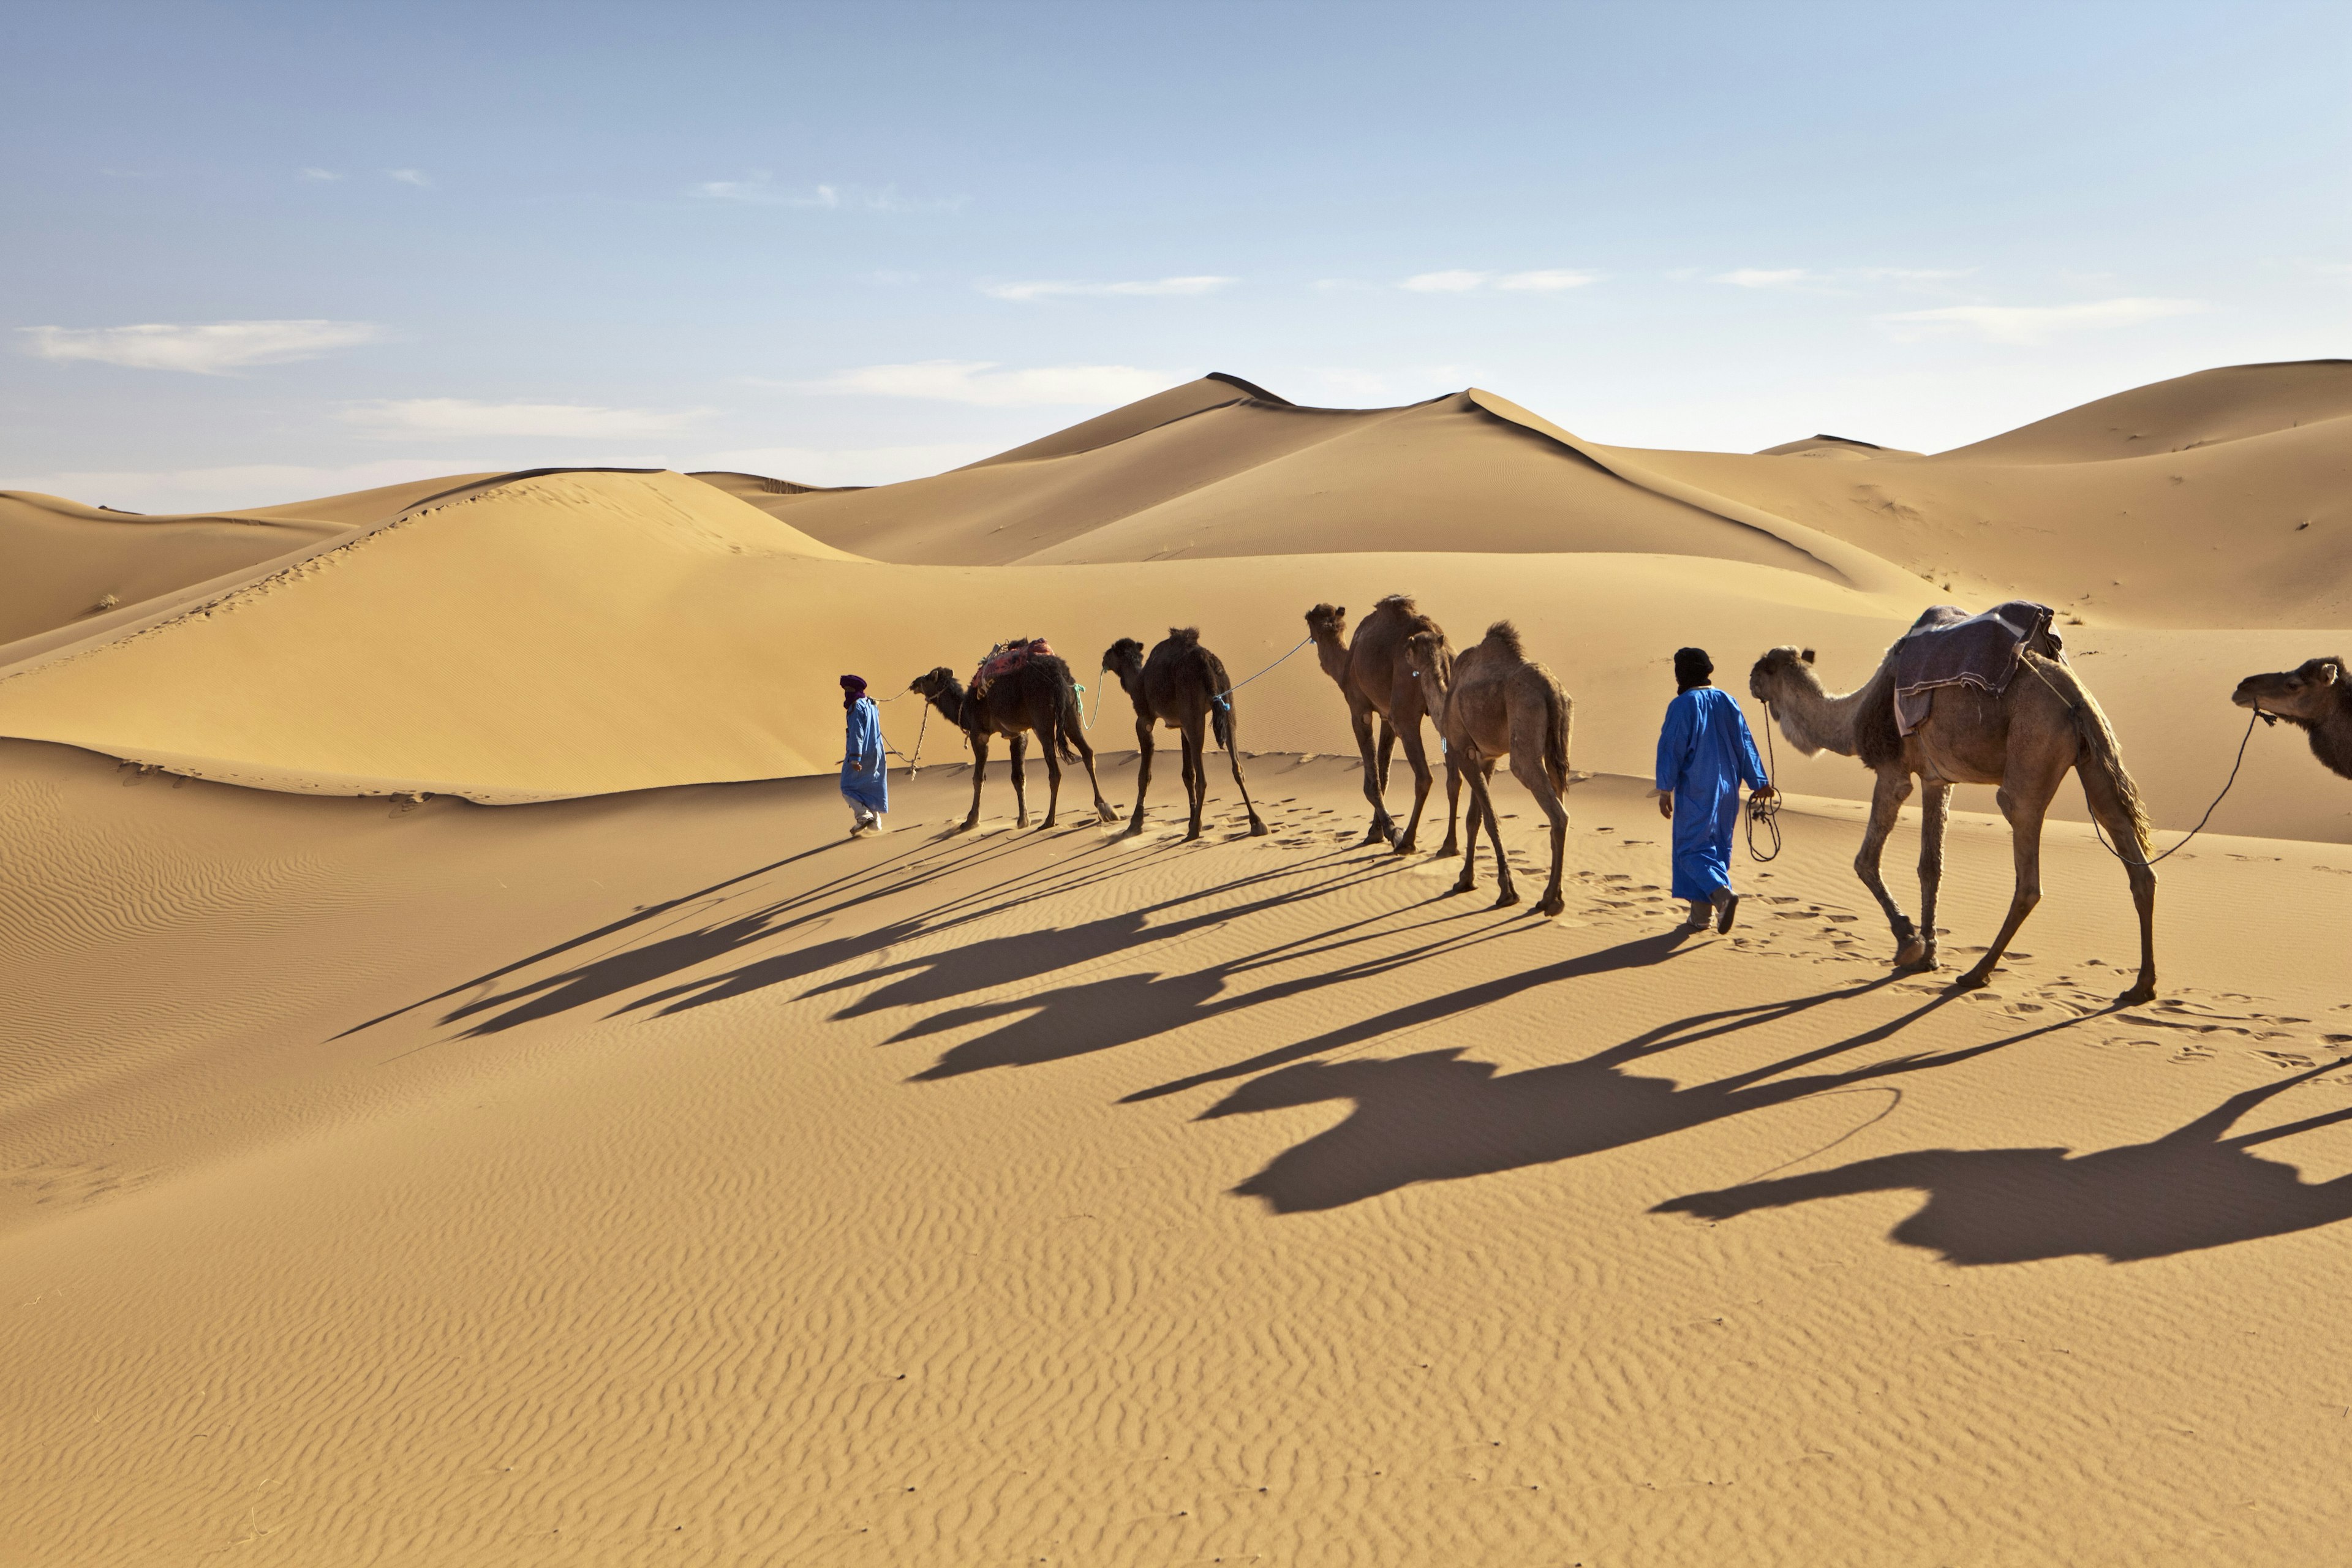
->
[1226,723,1268,836]
[1472,762,1517,908]
[1393,722,1436,856]
[1434,747,1461,858]
[1957,785,2045,991]
[1348,700,1395,845]
[961,733,989,832]
[1125,717,1155,837]
[1065,720,1118,824]
[1009,733,1033,829]
[1181,720,1206,841]
[1375,717,1396,794]
[1510,750,1569,918]
[2076,764,2160,1005]
[1447,765,1485,895]
[1915,783,1951,971]
[1853,769,1924,967]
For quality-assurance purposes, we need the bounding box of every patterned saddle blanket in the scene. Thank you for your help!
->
[971,637,1055,696]
[1893,601,2060,736]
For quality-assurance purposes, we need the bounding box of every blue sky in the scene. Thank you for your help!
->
[4,0,2347,511]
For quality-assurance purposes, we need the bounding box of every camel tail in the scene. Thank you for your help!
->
[1202,647,1237,750]
[2036,653,2152,856]
[1540,674,1573,794]
[1055,664,1085,763]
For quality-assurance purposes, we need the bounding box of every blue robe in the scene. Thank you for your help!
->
[1654,686,1768,902]
[841,696,889,814]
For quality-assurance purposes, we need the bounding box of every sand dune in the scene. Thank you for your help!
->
[6,364,2351,1562]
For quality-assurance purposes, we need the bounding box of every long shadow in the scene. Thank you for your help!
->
[1653,1056,2352,1264]
[1204,989,2063,1213]
[892,905,1518,1080]
[1121,926,1714,1104]
[627,845,1396,1027]
[395,821,1175,1041]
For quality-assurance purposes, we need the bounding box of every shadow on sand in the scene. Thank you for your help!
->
[1653,1055,2352,1264]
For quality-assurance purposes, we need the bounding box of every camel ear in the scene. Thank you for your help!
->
[1800,648,1816,665]
[2319,661,2342,685]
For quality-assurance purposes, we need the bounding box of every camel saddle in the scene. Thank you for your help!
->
[970,636,1055,698]
[1892,601,2061,736]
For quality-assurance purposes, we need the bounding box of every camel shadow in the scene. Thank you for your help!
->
[366,823,1204,1042]
[1205,988,2067,1213]
[1654,1056,2352,1264]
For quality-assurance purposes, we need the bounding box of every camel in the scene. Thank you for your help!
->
[910,652,1118,833]
[1748,638,2159,1005]
[1400,621,1574,915]
[1101,628,1270,841]
[2233,657,2352,780]
[1304,595,1460,856]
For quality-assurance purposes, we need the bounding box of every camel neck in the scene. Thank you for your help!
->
[1772,673,1869,757]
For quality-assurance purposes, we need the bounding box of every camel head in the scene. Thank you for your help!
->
[1400,628,1453,696]
[1304,602,1347,646]
[1748,646,1817,703]
[909,666,960,701]
[2232,657,2345,728]
[1101,636,1147,691]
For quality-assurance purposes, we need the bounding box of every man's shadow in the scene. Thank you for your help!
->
[1653,1056,2352,1264]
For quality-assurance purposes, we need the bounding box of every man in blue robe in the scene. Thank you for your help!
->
[1654,646,1774,932]
[839,674,888,837]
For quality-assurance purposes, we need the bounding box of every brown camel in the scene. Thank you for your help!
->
[1401,621,1574,915]
[1748,638,2158,1005]
[910,654,1117,833]
[1304,595,1460,855]
[1101,629,1270,841]
[2233,657,2352,780]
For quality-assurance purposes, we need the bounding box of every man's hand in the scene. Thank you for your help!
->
[850,762,864,773]
[1657,793,1673,821]
[1751,783,1776,802]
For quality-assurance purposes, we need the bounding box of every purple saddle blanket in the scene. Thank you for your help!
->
[1893,601,2060,736]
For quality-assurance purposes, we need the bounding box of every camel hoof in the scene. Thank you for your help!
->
[1444,880,1473,898]
[1246,817,1269,837]
[2116,983,2157,1007]
[955,820,978,835]
[1432,842,1459,859]
[1894,937,1928,968]
[1184,827,1204,842]
[1492,890,1521,910]
[1952,968,1991,992]
[1538,895,1565,918]
[1392,838,1417,857]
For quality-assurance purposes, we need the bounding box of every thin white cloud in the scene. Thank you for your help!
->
[1399,269,1596,293]
[341,399,710,439]
[982,276,1235,302]
[299,167,342,182]
[692,176,961,212]
[1496,268,1600,292]
[807,360,1174,407]
[1716,268,1817,289]
[1401,270,1490,293]
[386,168,432,187]
[1878,297,2205,345]
[20,319,386,375]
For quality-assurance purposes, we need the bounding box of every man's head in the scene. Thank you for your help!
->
[1674,647,1714,691]
[840,673,868,709]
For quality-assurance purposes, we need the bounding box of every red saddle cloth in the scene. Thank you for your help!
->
[971,637,1055,695]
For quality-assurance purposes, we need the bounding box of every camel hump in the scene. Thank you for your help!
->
[1483,620,1525,660]
[1168,626,1200,647]
[1376,592,1418,613]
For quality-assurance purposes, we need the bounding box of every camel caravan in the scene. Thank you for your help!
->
[884,600,2345,1010]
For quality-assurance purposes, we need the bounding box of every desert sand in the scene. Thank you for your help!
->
[4,364,2350,1564]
